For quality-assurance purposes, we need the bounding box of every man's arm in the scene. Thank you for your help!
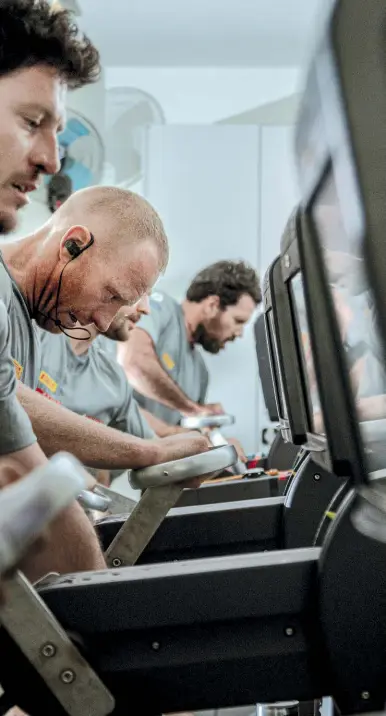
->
[140,407,193,437]
[0,300,49,478]
[17,383,208,469]
[117,330,203,416]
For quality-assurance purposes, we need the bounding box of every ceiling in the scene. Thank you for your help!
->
[78,0,322,68]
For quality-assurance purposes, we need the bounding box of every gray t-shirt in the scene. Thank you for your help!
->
[95,334,117,359]
[0,254,38,454]
[134,292,209,425]
[38,331,155,439]
[0,254,41,389]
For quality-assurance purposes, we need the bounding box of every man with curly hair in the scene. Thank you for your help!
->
[0,0,99,234]
[0,0,104,581]
[118,260,261,426]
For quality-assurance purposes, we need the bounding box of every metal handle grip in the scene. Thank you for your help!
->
[129,444,237,490]
[78,490,111,513]
[180,413,235,430]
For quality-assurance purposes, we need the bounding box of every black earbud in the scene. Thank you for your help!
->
[65,239,82,259]
[64,233,95,260]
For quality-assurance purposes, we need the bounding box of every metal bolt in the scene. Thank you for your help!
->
[285,627,295,637]
[284,254,291,269]
[41,643,56,658]
[112,558,122,568]
[61,670,75,685]
[361,692,370,701]
[314,474,321,481]
[152,641,160,651]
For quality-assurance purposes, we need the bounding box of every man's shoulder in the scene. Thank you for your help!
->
[148,291,180,322]
[149,291,177,311]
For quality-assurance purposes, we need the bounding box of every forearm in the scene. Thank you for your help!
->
[140,408,189,437]
[17,383,160,470]
[130,361,196,413]
[118,341,198,415]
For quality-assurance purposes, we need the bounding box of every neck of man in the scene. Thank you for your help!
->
[181,300,204,345]
[1,228,55,316]
[69,325,98,356]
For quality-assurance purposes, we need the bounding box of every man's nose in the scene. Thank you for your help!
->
[93,311,116,334]
[137,295,151,315]
[30,132,61,177]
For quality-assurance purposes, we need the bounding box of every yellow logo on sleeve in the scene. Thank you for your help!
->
[12,358,23,380]
[39,370,58,393]
[162,352,175,371]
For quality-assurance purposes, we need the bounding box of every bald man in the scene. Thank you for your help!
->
[0,185,208,581]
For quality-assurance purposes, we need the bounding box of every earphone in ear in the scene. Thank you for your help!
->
[65,239,82,259]
[64,234,95,261]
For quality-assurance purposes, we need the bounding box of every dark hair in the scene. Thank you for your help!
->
[186,260,262,308]
[0,0,100,89]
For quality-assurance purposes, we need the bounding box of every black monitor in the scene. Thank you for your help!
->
[294,0,386,482]
[254,312,279,424]
[264,252,308,446]
[280,210,332,471]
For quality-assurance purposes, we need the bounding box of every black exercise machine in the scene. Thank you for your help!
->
[174,313,299,509]
[255,311,298,471]
[96,216,344,564]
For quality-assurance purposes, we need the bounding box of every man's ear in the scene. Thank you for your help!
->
[203,295,221,318]
[58,225,92,264]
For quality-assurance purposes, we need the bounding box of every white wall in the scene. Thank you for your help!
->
[259,126,299,278]
[106,67,300,124]
[257,126,299,436]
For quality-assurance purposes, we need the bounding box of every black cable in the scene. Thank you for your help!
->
[32,235,95,340]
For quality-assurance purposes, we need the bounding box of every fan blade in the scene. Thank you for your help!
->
[60,118,90,148]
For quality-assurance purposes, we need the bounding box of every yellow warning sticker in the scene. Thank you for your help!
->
[12,358,23,380]
[39,370,58,393]
[162,352,175,371]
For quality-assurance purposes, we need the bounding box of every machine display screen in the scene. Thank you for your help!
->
[311,169,386,454]
[267,310,288,420]
[290,272,324,434]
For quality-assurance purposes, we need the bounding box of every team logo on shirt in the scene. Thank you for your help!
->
[12,358,23,380]
[39,370,58,393]
[162,352,175,371]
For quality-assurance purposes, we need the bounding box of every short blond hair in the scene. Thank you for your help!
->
[52,186,169,271]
